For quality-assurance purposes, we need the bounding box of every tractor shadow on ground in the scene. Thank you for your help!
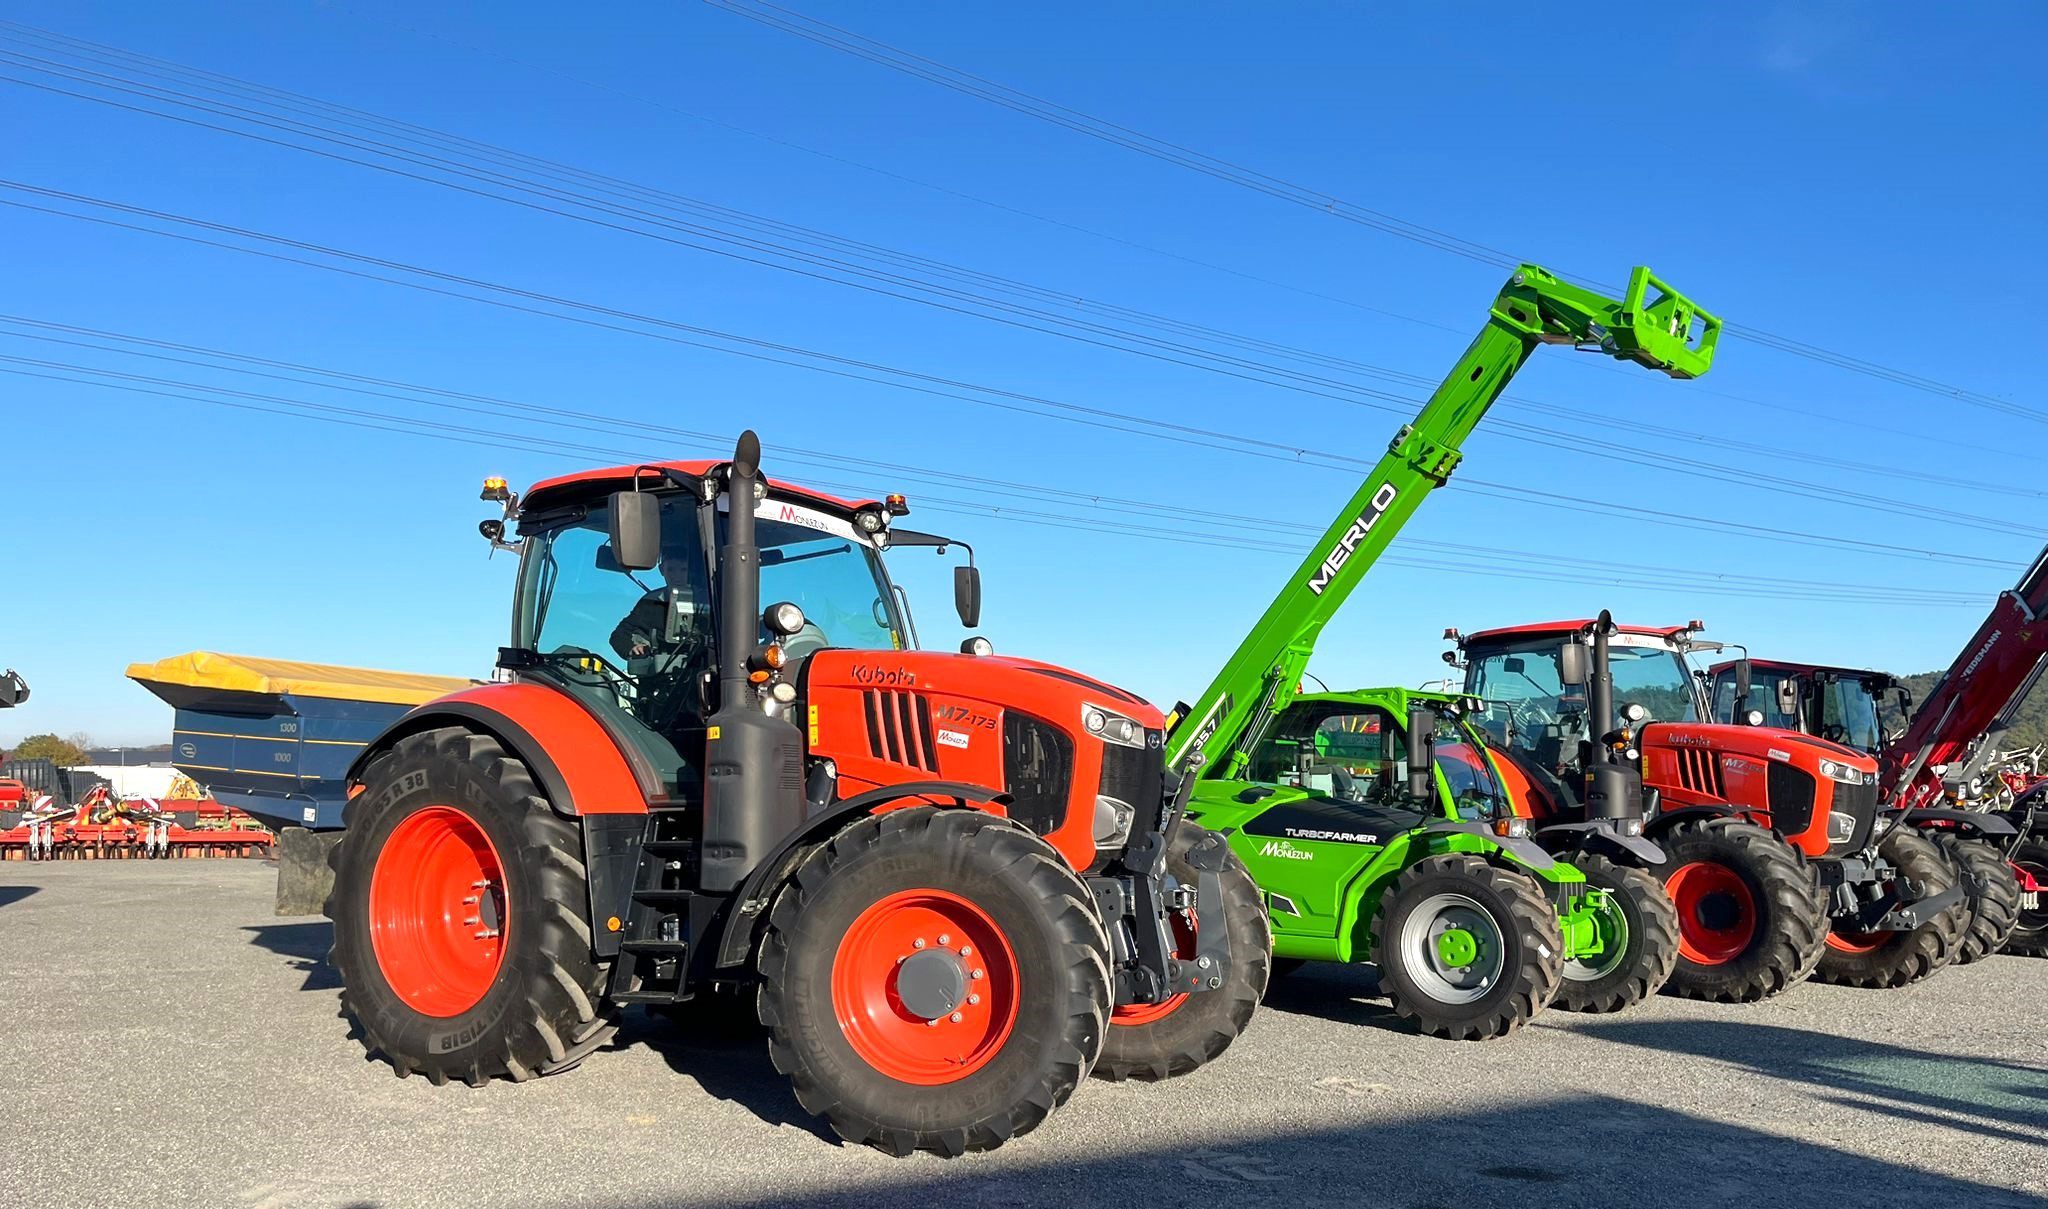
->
[1256,961,1411,1033]
[243,921,343,991]
[616,1003,839,1145]
[574,1091,2048,1209]
[1571,1013,2048,1149]
[0,884,39,910]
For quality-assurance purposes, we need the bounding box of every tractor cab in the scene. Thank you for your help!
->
[1707,659,1902,755]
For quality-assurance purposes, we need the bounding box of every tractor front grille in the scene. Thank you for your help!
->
[1766,761,1818,840]
[1830,779,1879,855]
[1097,735,1163,825]
[862,689,939,772]
[1002,711,1073,836]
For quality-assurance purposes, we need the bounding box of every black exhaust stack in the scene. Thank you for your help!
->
[700,430,807,893]
[1581,610,1641,823]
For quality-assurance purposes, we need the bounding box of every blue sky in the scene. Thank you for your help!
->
[3,1,2044,745]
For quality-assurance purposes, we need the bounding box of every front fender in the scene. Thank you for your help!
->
[710,780,1008,969]
[1414,820,1561,875]
[1902,807,2017,838]
[345,683,648,817]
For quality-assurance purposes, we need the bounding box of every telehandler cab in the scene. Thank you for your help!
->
[1456,618,1968,999]
[323,432,1253,1156]
[1155,265,1716,1038]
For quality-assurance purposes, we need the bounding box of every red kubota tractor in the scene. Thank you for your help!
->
[321,433,1262,1156]
[1706,543,2048,960]
[1450,619,1967,1001]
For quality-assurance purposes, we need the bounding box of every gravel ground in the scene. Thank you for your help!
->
[1,859,2043,1209]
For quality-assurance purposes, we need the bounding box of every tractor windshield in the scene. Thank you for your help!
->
[1464,636,1697,766]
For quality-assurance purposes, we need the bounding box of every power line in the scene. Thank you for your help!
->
[0,179,2023,572]
[707,0,2048,427]
[0,29,2037,516]
[0,344,1989,609]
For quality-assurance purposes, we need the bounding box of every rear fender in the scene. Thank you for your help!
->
[710,780,1007,969]
[344,684,649,818]
[1901,807,2017,838]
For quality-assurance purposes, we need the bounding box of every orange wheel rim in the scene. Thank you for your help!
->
[1825,928,1890,954]
[1667,860,1759,966]
[830,889,1019,1085]
[368,806,508,1017]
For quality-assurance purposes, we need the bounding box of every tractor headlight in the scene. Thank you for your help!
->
[763,601,806,636]
[1818,758,1871,785]
[1093,794,1136,849]
[1828,811,1857,844]
[854,508,885,534]
[1082,704,1147,748]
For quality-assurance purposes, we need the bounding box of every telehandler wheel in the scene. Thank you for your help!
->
[1370,855,1562,1041]
[325,727,614,1087]
[2005,838,2048,957]
[1813,829,1968,989]
[1928,832,2021,964]
[1094,823,1270,1083]
[1553,853,1679,1014]
[1658,819,1827,1003]
[757,807,1110,1157]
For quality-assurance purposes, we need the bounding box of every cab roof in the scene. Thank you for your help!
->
[1461,620,1698,644]
[522,459,880,516]
[1706,657,1893,683]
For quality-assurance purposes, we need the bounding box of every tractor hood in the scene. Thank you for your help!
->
[799,648,1164,871]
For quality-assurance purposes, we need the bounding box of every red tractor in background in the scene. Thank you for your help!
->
[1449,619,1967,1001]
[321,433,1264,1157]
[1707,544,2047,960]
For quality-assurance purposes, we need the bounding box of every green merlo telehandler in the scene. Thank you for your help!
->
[1108,266,1720,1048]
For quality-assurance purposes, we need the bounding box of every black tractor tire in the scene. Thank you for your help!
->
[1812,829,1968,989]
[1369,854,1563,1041]
[1928,832,2022,964]
[1658,819,1827,1003]
[1094,824,1270,1082]
[1553,853,1680,1014]
[2005,837,2048,957]
[326,727,615,1086]
[756,808,1110,1157]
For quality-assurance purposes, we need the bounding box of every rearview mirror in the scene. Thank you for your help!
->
[954,565,982,628]
[1558,641,1589,687]
[609,491,661,572]
[0,669,27,708]
[1776,677,1799,719]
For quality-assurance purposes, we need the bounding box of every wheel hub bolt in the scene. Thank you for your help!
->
[913,938,927,949]
[938,933,951,946]
[959,946,973,958]
[967,993,980,1006]
[949,1012,963,1023]
[971,968,985,980]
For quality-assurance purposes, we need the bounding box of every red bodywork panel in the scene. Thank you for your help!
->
[1639,723,1866,857]
[805,650,1160,871]
[1464,620,1698,643]
[424,684,649,815]
[524,460,876,515]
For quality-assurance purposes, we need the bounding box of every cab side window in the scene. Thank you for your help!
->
[1245,702,1406,805]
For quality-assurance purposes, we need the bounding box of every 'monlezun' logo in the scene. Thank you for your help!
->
[1258,839,1314,861]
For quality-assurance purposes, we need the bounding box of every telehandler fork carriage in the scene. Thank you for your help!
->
[1150,266,1716,1039]
[321,431,1247,1156]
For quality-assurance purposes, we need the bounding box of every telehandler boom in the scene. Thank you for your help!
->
[1128,267,1718,1045]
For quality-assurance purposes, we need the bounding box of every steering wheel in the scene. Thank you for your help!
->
[1822,723,1848,744]
[781,620,830,659]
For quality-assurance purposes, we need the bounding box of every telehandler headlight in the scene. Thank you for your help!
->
[1490,817,1531,839]
[854,509,885,534]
